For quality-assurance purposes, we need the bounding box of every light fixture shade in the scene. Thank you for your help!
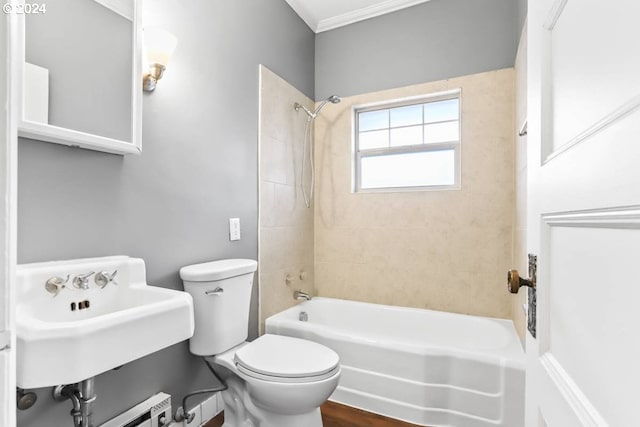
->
[144,27,178,67]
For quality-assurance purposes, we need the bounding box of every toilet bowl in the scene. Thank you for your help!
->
[214,335,340,426]
[180,259,340,427]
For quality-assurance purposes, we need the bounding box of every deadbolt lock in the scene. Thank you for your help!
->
[507,254,537,294]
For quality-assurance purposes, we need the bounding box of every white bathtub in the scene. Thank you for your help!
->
[265,297,524,427]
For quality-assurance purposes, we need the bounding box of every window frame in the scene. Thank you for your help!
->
[353,89,462,193]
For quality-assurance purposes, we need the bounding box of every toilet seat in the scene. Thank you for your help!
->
[236,363,340,383]
[234,334,339,383]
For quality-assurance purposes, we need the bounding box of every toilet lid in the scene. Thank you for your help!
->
[234,334,339,380]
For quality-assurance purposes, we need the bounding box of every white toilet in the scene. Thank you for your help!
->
[180,259,340,427]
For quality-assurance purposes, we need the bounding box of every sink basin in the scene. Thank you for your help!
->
[16,256,194,388]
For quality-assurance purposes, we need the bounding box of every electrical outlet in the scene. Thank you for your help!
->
[229,218,241,241]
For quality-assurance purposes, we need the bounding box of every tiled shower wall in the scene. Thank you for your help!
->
[259,67,518,325]
[313,69,515,319]
[258,66,315,332]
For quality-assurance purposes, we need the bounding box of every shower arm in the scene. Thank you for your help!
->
[294,102,316,119]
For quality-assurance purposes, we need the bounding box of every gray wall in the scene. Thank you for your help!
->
[517,0,528,38]
[16,0,313,426]
[315,0,521,100]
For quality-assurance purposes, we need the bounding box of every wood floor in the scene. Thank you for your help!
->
[321,401,421,427]
[203,401,422,427]
[203,411,224,427]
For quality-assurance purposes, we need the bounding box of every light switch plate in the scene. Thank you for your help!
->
[229,218,241,241]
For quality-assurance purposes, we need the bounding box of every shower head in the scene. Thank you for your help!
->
[312,95,342,117]
[294,95,341,119]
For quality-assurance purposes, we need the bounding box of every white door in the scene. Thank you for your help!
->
[526,0,640,426]
[1,9,18,427]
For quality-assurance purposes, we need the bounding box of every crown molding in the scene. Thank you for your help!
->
[316,0,432,33]
[285,0,319,32]
[94,0,134,21]
[286,0,432,34]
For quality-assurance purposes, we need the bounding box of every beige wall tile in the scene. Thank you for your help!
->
[260,64,524,334]
[261,135,293,185]
[259,265,315,332]
[260,226,313,273]
[258,66,314,333]
[314,68,516,320]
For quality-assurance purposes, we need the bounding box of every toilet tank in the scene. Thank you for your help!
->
[180,259,258,356]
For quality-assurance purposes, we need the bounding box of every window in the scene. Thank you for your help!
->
[353,90,461,192]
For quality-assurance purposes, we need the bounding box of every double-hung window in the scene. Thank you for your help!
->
[353,90,461,192]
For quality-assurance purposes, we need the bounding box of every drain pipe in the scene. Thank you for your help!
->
[53,377,97,427]
[80,378,96,427]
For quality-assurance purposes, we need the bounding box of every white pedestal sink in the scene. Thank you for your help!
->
[16,256,194,389]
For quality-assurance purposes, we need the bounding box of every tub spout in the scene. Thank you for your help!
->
[294,290,311,301]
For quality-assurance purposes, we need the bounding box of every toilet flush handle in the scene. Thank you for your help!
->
[205,287,224,296]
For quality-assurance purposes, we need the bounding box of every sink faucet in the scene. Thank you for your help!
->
[294,289,311,301]
[95,270,118,289]
[45,274,69,297]
[72,272,95,290]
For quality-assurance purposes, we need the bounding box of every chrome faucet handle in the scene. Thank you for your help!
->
[45,274,69,297]
[95,270,118,289]
[72,271,95,290]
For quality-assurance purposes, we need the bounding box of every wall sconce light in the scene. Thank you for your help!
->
[143,27,178,92]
